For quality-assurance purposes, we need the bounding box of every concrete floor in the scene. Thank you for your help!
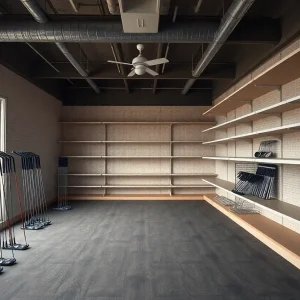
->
[0,200,299,300]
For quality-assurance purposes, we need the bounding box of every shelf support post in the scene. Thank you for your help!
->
[103,124,107,196]
[170,124,173,196]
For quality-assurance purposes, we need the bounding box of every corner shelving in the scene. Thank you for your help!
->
[202,122,300,145]
[63,156,204,159]
[202,156,300,165]
[60,121,216,125]
[203,95,300,133]
[66,185,213,188]
[59,140,204,143]
[203,47,300,116]
[202,178,300,223]
[67,173,217,177]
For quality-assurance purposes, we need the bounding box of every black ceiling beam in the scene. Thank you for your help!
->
[0,16,280,44]
[227,17,281,45]
[32,62,236,80]
[63,89,212,106]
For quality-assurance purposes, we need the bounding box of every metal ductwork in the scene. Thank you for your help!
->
[19,0,100,93]
[106,0,120,14]
[0,20,218,43]
[20,0,48,23]
[182,0,255,94]
[55,42,100,93]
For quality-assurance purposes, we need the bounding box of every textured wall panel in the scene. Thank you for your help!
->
[282,77,300,100]
[282,132,300,158]
[235,141,252,157]
[282,107,300,125]
[215,144,228,156]
[281,37,300,59]
[282,165,300,207]
[0,65,61,218]
[235,103,252,118]
[252,116,281,132]
[252,90,281,111]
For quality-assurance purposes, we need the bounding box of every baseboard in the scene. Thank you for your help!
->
[66,194,206,200]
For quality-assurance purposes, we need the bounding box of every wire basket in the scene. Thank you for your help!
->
[214,195,234,206]
[230,197,260,214]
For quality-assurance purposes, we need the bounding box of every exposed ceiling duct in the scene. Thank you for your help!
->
[19,0,100,93]
[20,0,48,23]
[106,0,120,14]
[182,0,255,94]
[0,20,218,43]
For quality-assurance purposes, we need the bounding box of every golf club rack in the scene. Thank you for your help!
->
[55,157,71,211]
[214,140,279,215]
[13,151,51,230]
[232,163,278,200]
[0,152,21,270]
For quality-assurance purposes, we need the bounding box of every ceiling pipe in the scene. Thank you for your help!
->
[19,0,100,93]
[20,0,48,23]
[194,0,204,13]
[26,42,60,73]
[182,0,255,95]
[110,43,130,93]
[0,20,218,43]
[106,0,120,14]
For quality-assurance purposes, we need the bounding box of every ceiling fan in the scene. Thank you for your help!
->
[107,44,169,77]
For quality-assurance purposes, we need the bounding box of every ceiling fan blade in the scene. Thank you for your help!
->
[107,60,133,66]
[144,58,169,66]
[145,67,159,76]
[127,69,136,77]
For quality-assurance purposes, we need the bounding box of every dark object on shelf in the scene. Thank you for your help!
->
[254,140,278,158]
[55,157,71,211]
[232,164,277,200]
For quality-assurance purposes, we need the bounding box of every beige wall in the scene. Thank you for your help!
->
[0,65,61,218]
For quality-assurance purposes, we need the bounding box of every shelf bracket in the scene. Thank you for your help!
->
[254,84,281,90]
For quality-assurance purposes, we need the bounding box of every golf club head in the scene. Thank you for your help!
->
[0,267,3,274]
[0,257,17,266]
[21,224,44,230]
[4,243,30,250]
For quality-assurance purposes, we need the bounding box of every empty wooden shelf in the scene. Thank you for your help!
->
[202,156,300,165]
[202,178,300,222]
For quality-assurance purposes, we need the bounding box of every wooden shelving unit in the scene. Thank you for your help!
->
[203,122,300,145]
[202,178,300,222]
[60,121,216,125]
[203,95,300,132]
[60,121,215,197]
[203,47,300,116]
[202,156,300,165]
[67,173,217,177]
[59,140,204,143]
[63,155,204,159]
[66,185,213,188]
[204,194,300,269]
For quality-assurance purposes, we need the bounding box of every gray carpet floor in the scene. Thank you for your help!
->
[0,200,299,300]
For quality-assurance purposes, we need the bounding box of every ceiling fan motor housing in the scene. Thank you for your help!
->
[132,55,147,75]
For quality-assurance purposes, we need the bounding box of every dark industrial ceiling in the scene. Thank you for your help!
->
[0,0,299,105]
